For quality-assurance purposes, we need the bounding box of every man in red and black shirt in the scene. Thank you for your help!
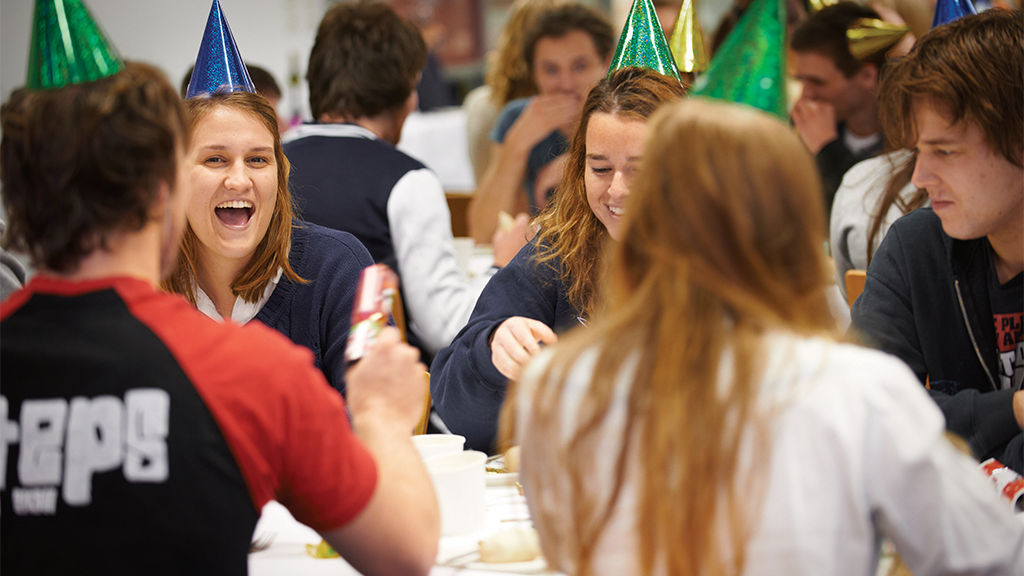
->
[0,62,438,574]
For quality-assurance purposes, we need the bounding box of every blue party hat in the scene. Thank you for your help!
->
[930,0,977,28]
[184,0,254,98]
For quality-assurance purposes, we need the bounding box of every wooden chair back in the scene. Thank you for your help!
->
[416,372,432,435]
[845,270,867,308]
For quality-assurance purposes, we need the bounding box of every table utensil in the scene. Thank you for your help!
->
[249,532,276,553]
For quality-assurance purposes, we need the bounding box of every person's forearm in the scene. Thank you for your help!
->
[334,417,440,575]
[469,143,529,243]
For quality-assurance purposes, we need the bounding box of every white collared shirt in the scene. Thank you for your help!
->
[195,268,283,325]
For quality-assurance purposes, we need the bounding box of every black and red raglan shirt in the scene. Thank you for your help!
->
[1,276,377,574]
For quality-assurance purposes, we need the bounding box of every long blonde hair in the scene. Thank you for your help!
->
[162,91,305,304]
[485,0,568,106]
[522,98,838,576]
[533,67,687,319]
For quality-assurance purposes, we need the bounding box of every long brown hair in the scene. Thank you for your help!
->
[162,91,304,304]
[878,8,1023,169]
[864,152,926,267]
[532,67,686,319]
[521,98,837,576]
[485,0,569,107]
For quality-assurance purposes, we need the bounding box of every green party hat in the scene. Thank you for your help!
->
[691,0,787,118]
[27,0,124,90]
[668,0,708,74]
[607,0,681,81]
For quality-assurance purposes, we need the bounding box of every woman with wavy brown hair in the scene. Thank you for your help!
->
[431,67,686,452]
[463,0,569,182]
[163,91,374,394]
[511,97,1022,576]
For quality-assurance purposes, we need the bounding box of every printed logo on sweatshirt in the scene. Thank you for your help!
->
[993,312,1023,390]
[1,389,170,515]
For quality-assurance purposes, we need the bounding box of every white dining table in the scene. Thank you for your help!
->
[248,482,560,576]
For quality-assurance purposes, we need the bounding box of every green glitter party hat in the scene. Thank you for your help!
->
[27,0,124,90]
[607,0,681,81]
[691,0,787,118]
[669,0,708,74]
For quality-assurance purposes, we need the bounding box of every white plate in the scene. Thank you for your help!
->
[486,471,519,486]
[464,557,547,573]
[442,552,546,573]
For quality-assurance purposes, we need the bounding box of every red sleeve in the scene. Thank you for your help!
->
[123,282,378,531]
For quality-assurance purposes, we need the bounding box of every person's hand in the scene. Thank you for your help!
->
[791,97,838,155]
[345,327,427,434]
[1014,390,1024,430]
[504,94,581,154]
[492,212,532,268]
[490,317,558,381]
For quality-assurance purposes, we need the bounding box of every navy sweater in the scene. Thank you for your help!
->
[254,221,374,395]
[851,208,1022,470]
[430,240,581,452]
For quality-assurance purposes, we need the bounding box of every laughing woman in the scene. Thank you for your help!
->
[430,67,686,452]
[164,91,372,394]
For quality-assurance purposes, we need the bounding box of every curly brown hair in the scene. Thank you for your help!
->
[1,62,187,273]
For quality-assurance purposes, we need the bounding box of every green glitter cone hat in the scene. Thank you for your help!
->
[691,0,787,118]
[668,0,708,74]
[27,0,124,90]
[607,0,681,81]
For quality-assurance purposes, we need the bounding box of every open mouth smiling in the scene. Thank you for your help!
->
[215,200,254,227]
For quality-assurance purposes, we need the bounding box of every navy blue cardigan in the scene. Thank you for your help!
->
[430,240,581,452]
[254,221,374,395]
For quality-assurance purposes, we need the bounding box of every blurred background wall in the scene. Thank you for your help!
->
[1,0,733,121]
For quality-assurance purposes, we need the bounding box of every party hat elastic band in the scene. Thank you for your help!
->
[669,0,708,74]
[691,0,787,118]
[27,0,124,90]
[847,18,910,60]
[185,0,254,98]
[607,0,681,81]
[931,0,977,28]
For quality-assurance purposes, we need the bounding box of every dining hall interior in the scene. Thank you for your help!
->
[1,0,1022,575]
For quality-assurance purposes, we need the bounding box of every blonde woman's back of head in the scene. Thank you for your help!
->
[522,98,840,576]
[618,97,835,332]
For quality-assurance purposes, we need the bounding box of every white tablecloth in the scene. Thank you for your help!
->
[248,484,559,575]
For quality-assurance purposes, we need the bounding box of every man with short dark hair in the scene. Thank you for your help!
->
[1,53,437,576]
[468,3,614,242]
[285,0,523,361]
[790,1,887,216]
[852,9,1024,473]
